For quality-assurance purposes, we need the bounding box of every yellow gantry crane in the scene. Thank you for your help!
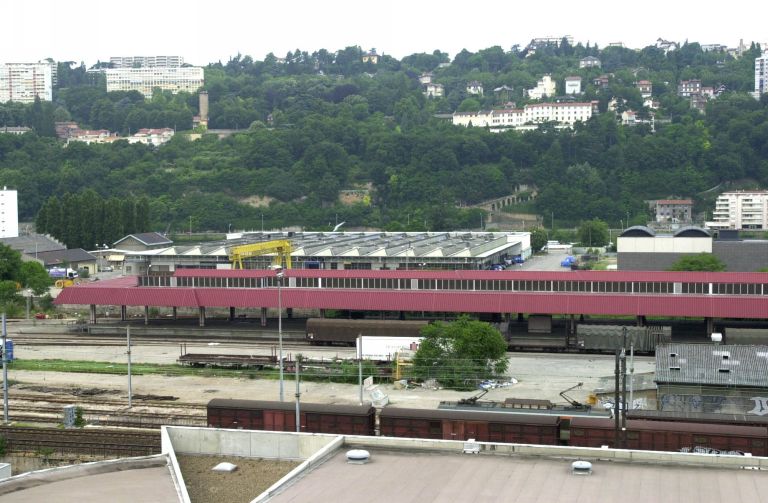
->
[228,239,293,270]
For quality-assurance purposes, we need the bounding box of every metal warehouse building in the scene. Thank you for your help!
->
[655,343,768,415]
[119,231,532,275]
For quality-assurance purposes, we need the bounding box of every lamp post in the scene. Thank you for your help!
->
[276,268,284,401]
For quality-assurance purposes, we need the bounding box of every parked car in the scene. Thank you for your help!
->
[99,266,114,272]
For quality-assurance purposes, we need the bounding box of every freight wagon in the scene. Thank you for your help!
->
[207,399,768,456]
[378,407,561,444]
[569,416,768,455]
[207,399,374,435]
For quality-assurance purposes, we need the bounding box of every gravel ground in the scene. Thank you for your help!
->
[176,454,298,503]
[5,317,656,408]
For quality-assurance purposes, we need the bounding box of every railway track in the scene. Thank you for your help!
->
[0,426,161,456]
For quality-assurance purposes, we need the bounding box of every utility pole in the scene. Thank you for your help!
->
[614,347,620,448]
[2,313,8,424]
[277,269,284,401]
[295,355,301,433]
[127,326,133,408]
[358,334,363,406]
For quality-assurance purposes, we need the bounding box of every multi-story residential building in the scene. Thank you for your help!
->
[701,44,727,52]
[756,51,768,98]
[592,75,610,90]
[361,49,379,64]
[0,188,18,238]
[423,82,444,98]
[706,191,768,230]
[109,56,184,68]
[655,199,693,223]
[636,80,652,98]
[452,101,596,130]
[527,75,556,99]
[579,56,601,69]
[419,72,433,85]
[466,80,483,96]
[678,79,702,97]
[0,63,52,103]
[690,93,708,113]
[564,76,582,95]
[104,67,204,96]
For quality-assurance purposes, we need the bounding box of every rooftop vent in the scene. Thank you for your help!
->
[718,368,731,373]
[722,354,730,360]
[669,366,681,371]
[711,333,723,343]
[669,353,677,358]
[346,449,370,464]
[571,460,592,475]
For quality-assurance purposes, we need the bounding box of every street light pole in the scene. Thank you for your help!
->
[277,269,284,402]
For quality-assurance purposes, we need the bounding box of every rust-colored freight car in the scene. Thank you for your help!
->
[207,399,375,436]
[379,407,561,444]
[306,318,429,345]
[569,417,768,455]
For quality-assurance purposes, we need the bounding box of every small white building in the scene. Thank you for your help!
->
[0,188,18,238]
[564,76,582,95]
[424,82,444,98]
[466,80,484,96]
[527,75,556,99]
[579,56,601,69]
[127,128,175,147]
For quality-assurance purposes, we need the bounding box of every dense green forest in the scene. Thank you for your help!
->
[1,42,768,244]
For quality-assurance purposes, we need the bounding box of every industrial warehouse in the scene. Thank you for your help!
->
[117,231,533,275]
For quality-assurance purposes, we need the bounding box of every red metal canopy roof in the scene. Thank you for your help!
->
[55,274,768,318]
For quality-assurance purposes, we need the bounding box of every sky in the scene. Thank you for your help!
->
[4,1,767,66]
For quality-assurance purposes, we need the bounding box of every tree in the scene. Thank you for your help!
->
[19,262,52,295]
[578,219,609,247]
[412,317,508,390]
[0,244,23,282]
[529,228,548,252]
[668,253,726,271]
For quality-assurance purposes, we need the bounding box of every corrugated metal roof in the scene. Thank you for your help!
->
[655,343,768,388]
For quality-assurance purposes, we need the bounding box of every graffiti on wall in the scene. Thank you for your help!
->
[660,394,768,415]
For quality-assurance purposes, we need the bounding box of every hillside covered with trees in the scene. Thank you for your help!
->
[1,41,767,243]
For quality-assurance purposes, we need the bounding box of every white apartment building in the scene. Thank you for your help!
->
[105,67,204,96]
[453,102,595,130]
[0,63,52,103]
[527,75,556,99]
[756,51,768,98]
[706,191,768,230]
[565,76,582,95]
[109,56,184,68]
[0,188,18,238]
